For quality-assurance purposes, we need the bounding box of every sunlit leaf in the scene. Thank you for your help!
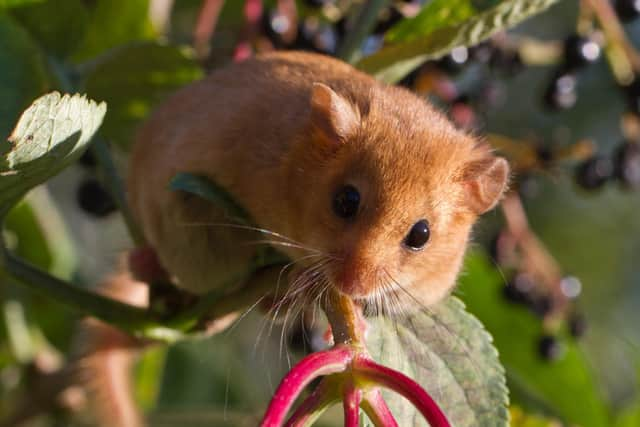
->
[356,0,560,83]
[366,296,509,426]
[0,92,106,219]
[385,0,476,43]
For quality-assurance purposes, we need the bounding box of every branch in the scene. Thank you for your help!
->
[284,379,338,427]
[343,380,362,427]
[354,357,450,427]
[361,389,399,427]
[260,346,352,427]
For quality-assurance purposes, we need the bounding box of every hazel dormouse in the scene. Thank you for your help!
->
[127,50,510,313]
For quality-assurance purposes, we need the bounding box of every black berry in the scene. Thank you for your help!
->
[615,0,640,22]
[538,335,565,361]
[293,19,338,54]
[262,9,295,48]
[614,142,640,190]
[77,179,117,217]
[563,35,601,70]
[304,0,332,8]
[489,48,523,76]
[530,295,553,318]
[568,313,588,338]
[373,7,403,35]
[621,78,640,114]
[575,155,614,190]
[502,273,536,306]
[436,46,470,74]
[543,70,578,110]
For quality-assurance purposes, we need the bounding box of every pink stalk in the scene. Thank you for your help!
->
[343,381,362,427]
[361,389,399,427]
[260,346,352,427]
[193,0,226,58]
[354,357,451,427]
[233,0,263,61]
[284,381,335,427]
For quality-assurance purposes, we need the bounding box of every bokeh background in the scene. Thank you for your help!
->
[1,0,639,426]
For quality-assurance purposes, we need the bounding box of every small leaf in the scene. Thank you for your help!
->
[169,173,252,226]
[0,92,106,218]
[366,296,509,426]
[356,0,560,83]
[385,0,477,43]
[83,42,203,149]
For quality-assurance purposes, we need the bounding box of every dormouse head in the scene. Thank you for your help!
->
[285,82,509,313]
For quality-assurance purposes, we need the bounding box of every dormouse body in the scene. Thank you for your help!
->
[128,51,508,309]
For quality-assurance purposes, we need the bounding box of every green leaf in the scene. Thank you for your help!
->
[169,173,252,226]
[385,0,476,43]
[0,13,50,139]
[0,0,44,8]
[366,297,509,426]
[83,42,203,149]
[73,0,155,60]
[10,0,90,58]
[616,400,640,427]
[0,92,106,219]
[356,0,560,83]
[4,200,51,270]
[458,252,610,427]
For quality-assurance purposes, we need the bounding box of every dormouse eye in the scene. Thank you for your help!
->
[333,185,360,219]
[404,219,430,250]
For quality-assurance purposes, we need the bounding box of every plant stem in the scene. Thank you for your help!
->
[322,287,366,346]
[343,380,362,427]
[354,357,450,427]
[260,346,352,427]
[361,389,399,427]
[284,379,339,427]
[0,249,162,335]
[337,0,391,63]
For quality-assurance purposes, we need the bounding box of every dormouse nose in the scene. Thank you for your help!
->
[337,252,377,297]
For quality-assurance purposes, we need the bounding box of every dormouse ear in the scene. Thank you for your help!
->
[461,156,510,214]
[310,83,359,144]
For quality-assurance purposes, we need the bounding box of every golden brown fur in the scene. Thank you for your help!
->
[128,50,508,307]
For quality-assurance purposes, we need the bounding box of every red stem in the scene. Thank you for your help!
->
[284,380,334,427]
[354,357,451,427]
[343,381,362,427]
[193,0,226,57]
[361,389,399,427]
[260,346,352,427]
[233,0,263,61]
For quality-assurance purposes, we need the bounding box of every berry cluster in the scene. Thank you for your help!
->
[502,271,586,361]
[576,141,640,190]
[543,34,601,110]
